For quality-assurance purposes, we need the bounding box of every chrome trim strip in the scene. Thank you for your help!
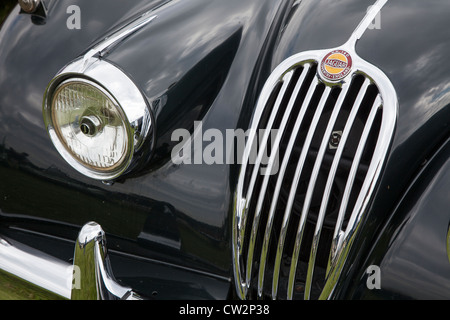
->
[346,0,388,47]
[0,236,72,299]
[83,13,157,62]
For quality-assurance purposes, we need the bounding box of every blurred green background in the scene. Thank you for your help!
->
[1,0,17,26]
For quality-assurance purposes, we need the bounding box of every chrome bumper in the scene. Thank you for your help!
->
[0,222,141,300]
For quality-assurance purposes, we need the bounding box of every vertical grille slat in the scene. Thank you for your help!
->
[304,78,371,299]
[233,48,397,300]
[272,75,324,299]
[286,83,336,300]
[327,95,383,274]
[244,70,295,291]
[256,64,312,298]
[288,79,350,299]
[256,65,320,298]
[237,70,293,263]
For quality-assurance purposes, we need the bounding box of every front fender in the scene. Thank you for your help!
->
[341,137,450,299]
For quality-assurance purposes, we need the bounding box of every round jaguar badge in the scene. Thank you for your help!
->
[320,50,353,81]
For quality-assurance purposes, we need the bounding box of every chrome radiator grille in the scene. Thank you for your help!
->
[233,48,397,300]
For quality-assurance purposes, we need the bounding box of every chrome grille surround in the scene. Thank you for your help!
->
[232,2,397,298]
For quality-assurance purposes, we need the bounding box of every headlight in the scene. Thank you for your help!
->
[51,78,131,175]
[18,0,41,13]
[43,58,153,181]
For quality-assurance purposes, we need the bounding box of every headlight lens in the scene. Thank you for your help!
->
[45,78,136,180]
[51,79,131,173]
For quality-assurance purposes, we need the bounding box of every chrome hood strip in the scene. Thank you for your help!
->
[83,12,158,63]
[348,0,388,46]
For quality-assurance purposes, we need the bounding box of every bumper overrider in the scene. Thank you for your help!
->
[0,222,142,300]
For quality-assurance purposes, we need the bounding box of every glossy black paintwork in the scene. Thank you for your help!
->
[344,138,450,299]
[302,0,450,298]
[0,0,449,299]
[0,0,287,298]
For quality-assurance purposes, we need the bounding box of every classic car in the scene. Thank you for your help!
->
[0,0,449,301]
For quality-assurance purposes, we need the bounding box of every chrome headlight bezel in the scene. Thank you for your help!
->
[43,57,154,181]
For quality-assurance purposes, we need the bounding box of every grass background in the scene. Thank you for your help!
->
[0,270,65,300]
